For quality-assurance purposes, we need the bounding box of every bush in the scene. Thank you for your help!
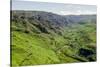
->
[24,30,30,34]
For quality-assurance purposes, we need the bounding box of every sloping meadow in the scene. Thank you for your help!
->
[11,10,96,66]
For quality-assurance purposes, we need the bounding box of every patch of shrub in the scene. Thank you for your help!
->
[24,30,30,34]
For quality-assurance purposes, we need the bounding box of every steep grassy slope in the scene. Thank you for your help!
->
[11,11,96,66]
[12,31,61,66]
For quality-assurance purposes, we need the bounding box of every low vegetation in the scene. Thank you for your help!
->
[11,11,96,66]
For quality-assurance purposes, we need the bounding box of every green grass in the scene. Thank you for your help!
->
[12,31,60,66]
[11,20,96,66]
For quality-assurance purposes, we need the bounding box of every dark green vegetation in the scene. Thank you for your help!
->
[11,11,96,66]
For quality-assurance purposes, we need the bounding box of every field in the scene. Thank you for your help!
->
[11,11,96,66]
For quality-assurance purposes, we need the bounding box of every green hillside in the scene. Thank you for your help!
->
[11,11,96,67]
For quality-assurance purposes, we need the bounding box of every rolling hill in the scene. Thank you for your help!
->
[11,10,96,66]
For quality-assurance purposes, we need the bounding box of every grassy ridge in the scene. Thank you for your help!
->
[12,31,60,66]
[11,11,96,66]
